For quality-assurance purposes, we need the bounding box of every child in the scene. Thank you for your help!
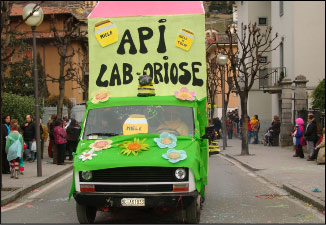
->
[5,120,24,179]
[294,118,305,158]
[291,126,297,156]
[12,119,25,174]
[20,141,26,175]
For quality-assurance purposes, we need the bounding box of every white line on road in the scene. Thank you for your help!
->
[2,171,73,213]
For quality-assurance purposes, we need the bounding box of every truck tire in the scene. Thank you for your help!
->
[76,202,97,224]
[185,194,201,224]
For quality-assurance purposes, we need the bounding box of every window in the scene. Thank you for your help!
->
[83,105,195,139]
[280,1,284,17]
[241,22,244,41]
[280,41,284,68]
[259,56,268,64]
[258,17,267,26]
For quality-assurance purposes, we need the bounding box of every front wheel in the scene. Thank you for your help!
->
[76,202,97,224]
[185,194,201,224]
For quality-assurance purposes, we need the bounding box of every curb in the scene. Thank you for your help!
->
[220,151,325,213]
[1,165,73,206]
[223,153,260,171]
[283,184,325,213]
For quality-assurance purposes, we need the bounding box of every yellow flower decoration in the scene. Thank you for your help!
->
[119,138,149,156]
[89,140,112,151]
[91,88,111,104]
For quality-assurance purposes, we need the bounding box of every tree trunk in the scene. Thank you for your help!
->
[57,78,65,118]
[85,92,89,102]
[240,93,249,155]
[68,107,72,119]
[210,98,215,124]
[57,57,65,118]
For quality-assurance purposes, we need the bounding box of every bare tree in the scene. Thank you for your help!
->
[207,46,236,147]
[225,23,282,155]
[72,42,89,101]
[206,52,221,123]
[1,1,43,85]
[1,0,43,180]
[47,14,85,118]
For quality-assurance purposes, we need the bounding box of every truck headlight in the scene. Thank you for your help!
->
[175,168,186,180]
[81,171,93,181]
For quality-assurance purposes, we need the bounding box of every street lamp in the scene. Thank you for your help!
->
[23,3,44,177]
[217,54,228,150]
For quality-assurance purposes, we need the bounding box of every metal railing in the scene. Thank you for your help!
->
[259,67,286,89]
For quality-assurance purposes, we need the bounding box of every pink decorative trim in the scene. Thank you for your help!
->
[89,1,204,18]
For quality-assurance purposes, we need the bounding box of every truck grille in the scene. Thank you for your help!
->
[95,184,173,192]
[81,167,188,182]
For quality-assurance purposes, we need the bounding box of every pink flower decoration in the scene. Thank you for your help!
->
[174,87,196,101]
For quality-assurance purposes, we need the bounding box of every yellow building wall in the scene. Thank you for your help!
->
[207,44,239,110]
[40,42,84,105]
[8,15,86,104]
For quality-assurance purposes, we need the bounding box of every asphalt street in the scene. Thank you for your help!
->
[1,154,325,223]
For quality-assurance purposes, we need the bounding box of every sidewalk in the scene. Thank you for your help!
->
[1,142,73,206]
[219,137,325,212]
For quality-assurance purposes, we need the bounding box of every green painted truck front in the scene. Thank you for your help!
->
[70,96,208,223]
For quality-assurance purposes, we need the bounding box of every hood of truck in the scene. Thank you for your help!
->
[69,133,208,199]
[73,133,207,185]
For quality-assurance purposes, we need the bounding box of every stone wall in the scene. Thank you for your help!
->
[280,75,308,146]
[280,77,293,146]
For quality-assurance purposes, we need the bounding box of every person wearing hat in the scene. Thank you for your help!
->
[293,118,306,158]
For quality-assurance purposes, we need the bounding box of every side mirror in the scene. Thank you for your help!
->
[201,125,216,140]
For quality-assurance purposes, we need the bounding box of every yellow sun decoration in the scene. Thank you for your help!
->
[119,138,149,156]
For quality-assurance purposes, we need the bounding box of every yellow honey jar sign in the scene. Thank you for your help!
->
[123,114,148,135]
[94,20,118,47]
[176,29,194,51]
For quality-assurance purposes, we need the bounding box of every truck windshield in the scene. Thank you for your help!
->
[83,105,195,139]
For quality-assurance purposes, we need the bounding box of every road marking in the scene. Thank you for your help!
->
[2,171,72,212]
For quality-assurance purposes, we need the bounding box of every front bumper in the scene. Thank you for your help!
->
[73,191,198,208]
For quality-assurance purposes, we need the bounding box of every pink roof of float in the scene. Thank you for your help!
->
[89,1,204,18]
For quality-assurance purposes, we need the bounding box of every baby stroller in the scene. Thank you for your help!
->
[264,129,273,146]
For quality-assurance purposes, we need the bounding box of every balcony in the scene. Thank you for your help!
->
[259,67,286,93]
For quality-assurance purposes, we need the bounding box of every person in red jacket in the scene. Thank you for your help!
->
[53,119,67,165]
[247,116,252,144]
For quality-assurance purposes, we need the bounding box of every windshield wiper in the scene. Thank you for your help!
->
[86,132,119,137]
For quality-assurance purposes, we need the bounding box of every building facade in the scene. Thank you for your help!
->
[236,1,325,136]
[5,2,97,105]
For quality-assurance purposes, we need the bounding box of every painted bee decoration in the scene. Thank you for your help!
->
[138,75,153,86]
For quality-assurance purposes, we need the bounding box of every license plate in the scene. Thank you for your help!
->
[121,198,145,207]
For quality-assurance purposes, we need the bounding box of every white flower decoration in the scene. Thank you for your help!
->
[78,149,97,162]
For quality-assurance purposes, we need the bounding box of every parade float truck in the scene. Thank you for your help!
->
[69,2,211,223]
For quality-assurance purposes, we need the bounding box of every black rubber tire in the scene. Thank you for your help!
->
[185,195,201,224]
[76,202,97,224]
